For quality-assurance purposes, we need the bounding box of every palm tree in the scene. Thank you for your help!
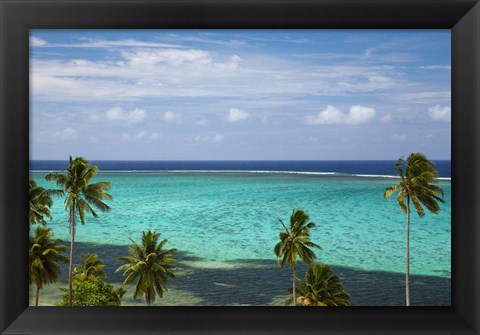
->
[29,226,68,306]
[29,179,61,225]
[384,153,444,306]
[274,209,321,306]
[116,231,177,306]
[286,263,350,306]
[72,253,107,283]
[45,156,112,306]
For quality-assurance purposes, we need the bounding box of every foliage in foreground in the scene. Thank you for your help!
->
[73,253,107,283]
[384,152,444,306]
[46,156,112,306]
[274,209,321,306]
[29,226,68,306]
[116,230,177,306]
[29,179,61,225]
[59,280,125,306]
[286,263,351,306]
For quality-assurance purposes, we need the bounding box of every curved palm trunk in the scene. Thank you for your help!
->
[406,196,410,307]
[292,267,296,306]
[35,285,40,306]
[68,200,76,306]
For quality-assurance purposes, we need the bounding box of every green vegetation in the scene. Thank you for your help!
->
[29,179,61,225]
[59,280,125,306]
[73,253,107,283]
[29,226,68,306]
[274,209,321,306]
[286,263,350,306]
[384,153,444,306]
[46,156,112,306]
[117,231,177,306]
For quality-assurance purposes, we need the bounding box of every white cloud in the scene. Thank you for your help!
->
[396,91,451,103]
[106,107,146,124]
[194,134,224,143]
[304,105,376,125]
[164,111,182,123]
[381,114,393,123]
[122,49,212,66]
[216,55,242,70]
[30,37,47,47]
[292,51,415,63]
[418,65,451,71]
[246,36,312,44]
[227,108,250,123]
[121,131,160,141]
[43,38,183,49]
[135,131,148,139]
[368,75,391,84]
[55,127,77,141]
[135,80,163,86]
[31,50,405,103]
[364,48,374,57]
[231,55,242,63]
[304,105,343,125]
[161,35,247,48]
[347,106,377,124]
[429,105,451,122]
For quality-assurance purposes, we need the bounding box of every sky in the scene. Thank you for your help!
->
[30,30,451,160]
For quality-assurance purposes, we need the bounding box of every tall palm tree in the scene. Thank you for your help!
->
[116,231,177,306]
[29,226,68,306]
[29,179,61,225]
[45,156,112,306]
[274,209,321,306]
[384,153,444,306]
[72,253,107,283]
[286,263,351,306]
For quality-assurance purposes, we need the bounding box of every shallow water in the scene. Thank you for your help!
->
[30,242,450,306]
[29,171,451,306]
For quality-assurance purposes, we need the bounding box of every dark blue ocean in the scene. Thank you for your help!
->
[30,160,451,178]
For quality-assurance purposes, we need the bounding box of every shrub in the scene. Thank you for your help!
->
[59,280,125,306]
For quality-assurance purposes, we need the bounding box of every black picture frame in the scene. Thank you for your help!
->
[1,0,479,334]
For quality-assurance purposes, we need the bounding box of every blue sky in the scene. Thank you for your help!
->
[30,30,451,160]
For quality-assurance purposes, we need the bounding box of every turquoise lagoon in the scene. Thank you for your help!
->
[29,170,451,306]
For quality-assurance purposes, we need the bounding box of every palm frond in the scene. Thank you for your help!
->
[396,190,408,214]
[384,184,401,199]
[274,209,321,273]
[289,263,351,307]
[29,226,67,291]
[394,157,405,179]
[117,230,176,305]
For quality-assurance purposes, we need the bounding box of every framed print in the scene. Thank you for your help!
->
[1,0,479,334]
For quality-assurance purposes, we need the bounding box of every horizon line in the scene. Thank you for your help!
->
[30,158,452,162]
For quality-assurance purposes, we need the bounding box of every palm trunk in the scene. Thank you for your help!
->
[35,285,40,306]
[292,267,296,306]
[406,196,410,307]
[68,200,76,306]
